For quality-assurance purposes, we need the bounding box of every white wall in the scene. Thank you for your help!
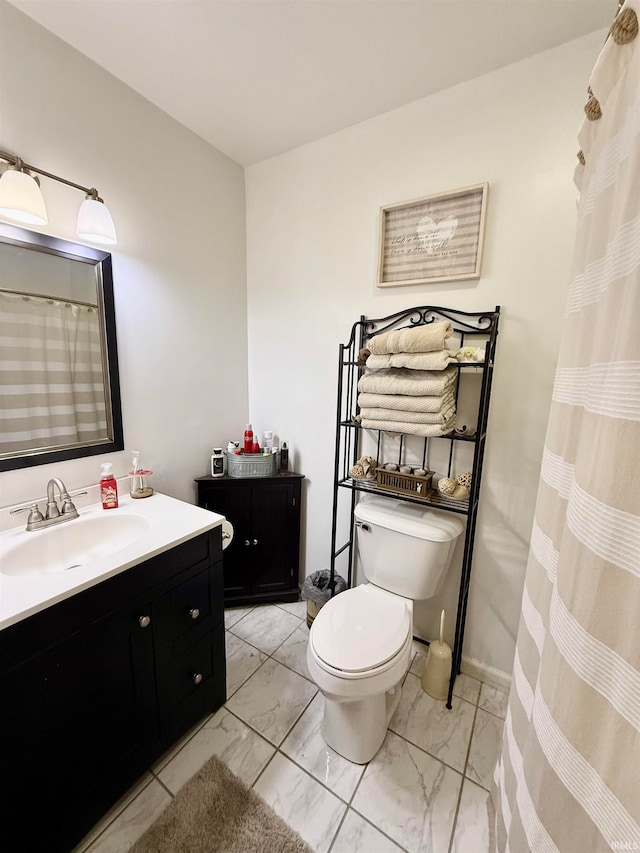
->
[0,1,248,507]
[245,31,604,678]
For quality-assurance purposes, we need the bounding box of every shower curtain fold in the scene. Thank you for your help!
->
[493,3,640,851]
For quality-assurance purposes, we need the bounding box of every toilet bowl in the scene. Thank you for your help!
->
[307,495,465,764]
[307,583,413,764]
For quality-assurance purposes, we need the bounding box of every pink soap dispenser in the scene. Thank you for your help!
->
[100,462,118,510]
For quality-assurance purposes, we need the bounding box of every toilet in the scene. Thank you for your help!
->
[307,495,464,764]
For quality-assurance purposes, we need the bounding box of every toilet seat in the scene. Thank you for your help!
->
[310,585,411,675]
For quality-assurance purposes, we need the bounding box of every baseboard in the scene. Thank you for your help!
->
[460,656,512,693]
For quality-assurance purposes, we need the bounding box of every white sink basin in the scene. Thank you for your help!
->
[1,513,151,578]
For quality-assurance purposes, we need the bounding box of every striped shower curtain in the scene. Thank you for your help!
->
[493,3,640,851]
[0,291,107,454]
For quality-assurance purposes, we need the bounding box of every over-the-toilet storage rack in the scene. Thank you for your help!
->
[329,305,500,709]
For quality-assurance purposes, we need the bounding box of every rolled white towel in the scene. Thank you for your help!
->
[368,320,453,355]
[358,366,458,396]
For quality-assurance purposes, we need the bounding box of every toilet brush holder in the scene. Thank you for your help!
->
[421,610,452,701]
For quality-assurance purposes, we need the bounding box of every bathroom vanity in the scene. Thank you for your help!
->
[0,492,226,853]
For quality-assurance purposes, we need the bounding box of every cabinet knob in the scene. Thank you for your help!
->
[252,538,259,546]
[192,672,203,685]
[189,608,200,620]
[138,615,151,628]
[244,539,251,546]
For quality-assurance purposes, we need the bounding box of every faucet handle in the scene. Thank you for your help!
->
[62,491,87,514]
[10,503,45,525]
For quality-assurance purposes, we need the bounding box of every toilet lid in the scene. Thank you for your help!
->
[311,585,410,673]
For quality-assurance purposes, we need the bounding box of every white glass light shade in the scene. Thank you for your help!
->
[0,169,48,225]
[77,198,117,245]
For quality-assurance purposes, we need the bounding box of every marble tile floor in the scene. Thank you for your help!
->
[75,601,508,853]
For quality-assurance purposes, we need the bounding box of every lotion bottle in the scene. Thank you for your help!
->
[100,462,118,509]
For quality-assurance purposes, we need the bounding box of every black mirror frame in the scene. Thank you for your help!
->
[0,223,124,471]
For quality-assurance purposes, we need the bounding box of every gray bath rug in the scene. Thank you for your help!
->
[131,755,311,853]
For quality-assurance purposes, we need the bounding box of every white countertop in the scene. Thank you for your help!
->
[0,491,224,631]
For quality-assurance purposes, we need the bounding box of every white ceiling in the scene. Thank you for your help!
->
[9,0,615,166]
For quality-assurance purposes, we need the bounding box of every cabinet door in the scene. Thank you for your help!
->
[251,481,297,594]
[0,606,157,853]
[201,483,253,598]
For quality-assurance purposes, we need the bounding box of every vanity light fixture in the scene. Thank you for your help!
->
[0,148,117,245]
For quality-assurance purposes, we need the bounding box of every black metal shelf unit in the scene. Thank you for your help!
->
[329,305,500,709]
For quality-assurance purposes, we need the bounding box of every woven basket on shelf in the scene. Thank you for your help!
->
[375,467,434,501]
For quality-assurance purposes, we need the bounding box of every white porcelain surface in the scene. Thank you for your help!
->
[1,512,151,578]
[478,683,509,719]
[281,693,366,801]
[389,673,475,772]
[276,600,307,619]
[157,707,275,792]
[466,708,504,790]
[224,605,255,629]
[331,810,405,853]
[228,603,302,654]
[253,752,346,853]
[0,492,223,629]
[451,779,492,853]
[84,778,171,853]
[352,730,462,853]
[225,631,267,697]
[454,672,482,705]
[225,657,317,745]
[272,621,312,680]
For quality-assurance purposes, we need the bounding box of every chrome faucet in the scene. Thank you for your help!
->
[10,478,87,531]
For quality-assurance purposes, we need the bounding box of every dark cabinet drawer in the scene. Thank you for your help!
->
[155,564,211,642]
[152,560,224,658]
[157,621,226,741]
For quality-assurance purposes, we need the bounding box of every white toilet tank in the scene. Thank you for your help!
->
[354,495,464,599]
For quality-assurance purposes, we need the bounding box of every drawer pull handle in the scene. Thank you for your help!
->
[138,615,151,629]
[252,538,259,546]
[192,672,203,685]
[189,608,200,620]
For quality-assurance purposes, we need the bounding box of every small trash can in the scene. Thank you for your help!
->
[301,569,347,628]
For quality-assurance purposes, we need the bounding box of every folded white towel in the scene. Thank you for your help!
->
[358,390,455,413]
[360,415,455,437]
[360,401,455,424]
[358,366,457,396]
[368,320,452,355]
[366,350,455,371]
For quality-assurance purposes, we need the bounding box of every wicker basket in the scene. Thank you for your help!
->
[375,466,434,501]
[226,450,279,478]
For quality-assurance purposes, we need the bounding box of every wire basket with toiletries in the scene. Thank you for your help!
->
[226,449,279,478]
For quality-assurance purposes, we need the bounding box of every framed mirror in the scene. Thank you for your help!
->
[0,222,123,471]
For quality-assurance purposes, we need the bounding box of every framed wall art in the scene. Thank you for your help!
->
[377,183,488,287]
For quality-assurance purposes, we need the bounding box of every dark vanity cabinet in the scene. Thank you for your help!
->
[0,527,225,853]
[196,472,304,606]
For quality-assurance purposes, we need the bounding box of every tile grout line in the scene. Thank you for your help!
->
[447,701,481,853]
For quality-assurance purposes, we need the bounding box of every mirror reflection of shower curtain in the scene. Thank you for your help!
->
[0,291,107,454]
